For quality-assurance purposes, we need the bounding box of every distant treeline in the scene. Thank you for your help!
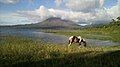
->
[92,16,120,28]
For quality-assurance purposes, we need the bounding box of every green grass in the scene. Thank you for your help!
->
[42,24,120,42]
[0,36,120,67]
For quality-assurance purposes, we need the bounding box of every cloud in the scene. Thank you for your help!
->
[0,13,33,25]
[55,0,62,7]
[106,4,120,19]
[0,0,34,4]
[99,0,104,7]
[17,0,119,24]
[18,6,53,22]
[18,5,96,23]
[118,0,120,14]
[64,0,101,12]
[0,0,19,4]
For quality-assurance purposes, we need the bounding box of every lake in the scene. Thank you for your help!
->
[0,28,120,46]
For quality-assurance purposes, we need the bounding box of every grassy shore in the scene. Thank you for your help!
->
[41,19,120,42]
[0,36,120,67]
[42,22,120,42]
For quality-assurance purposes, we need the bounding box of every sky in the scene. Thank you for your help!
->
[0,0,120,25]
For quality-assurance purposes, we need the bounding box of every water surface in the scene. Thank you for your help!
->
[0,28,119,46]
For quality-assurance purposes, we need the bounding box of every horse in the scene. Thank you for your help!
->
[68,36,86,47]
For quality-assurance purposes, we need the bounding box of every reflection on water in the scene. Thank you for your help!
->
[0,28,120,46]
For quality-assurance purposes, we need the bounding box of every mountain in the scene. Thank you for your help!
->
[19,17,80,29]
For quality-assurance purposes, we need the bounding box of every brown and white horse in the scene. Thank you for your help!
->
[68,36,86,47]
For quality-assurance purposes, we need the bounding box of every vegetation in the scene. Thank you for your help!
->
[43,17,120,42]
[0,17,120,67]
[0,36,120,67]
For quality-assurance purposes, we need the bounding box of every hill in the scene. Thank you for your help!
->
[29,17,80,29]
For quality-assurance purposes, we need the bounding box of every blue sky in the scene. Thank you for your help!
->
[0,0,119,25]
[0,0,56,13]
[104,0,118,8]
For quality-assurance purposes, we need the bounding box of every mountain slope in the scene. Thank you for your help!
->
[24,17,80,29]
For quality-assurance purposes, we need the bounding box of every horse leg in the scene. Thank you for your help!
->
[68,40,70,44]
[68,43,71,46]
[68,40,72,46]
[83,41,86,47]
[79,42,81,46]
[68,42,72,46]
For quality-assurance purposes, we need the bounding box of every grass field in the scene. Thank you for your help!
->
[0,36,120,67]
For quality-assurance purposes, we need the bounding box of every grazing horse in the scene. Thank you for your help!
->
[68,36,86,47]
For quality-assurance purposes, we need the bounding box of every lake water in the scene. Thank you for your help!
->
[0,28,68,44]
[0,28,120,46]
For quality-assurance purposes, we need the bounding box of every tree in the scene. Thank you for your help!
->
[117,16,120,21]
[112,19,115,22]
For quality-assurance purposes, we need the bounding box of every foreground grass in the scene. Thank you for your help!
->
[0,36,120,67]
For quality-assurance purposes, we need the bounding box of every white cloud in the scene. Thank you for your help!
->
[17,0,119,24]
[0,0,19,4]
[55,0,62,7]
[18,5,96,23]
[96,0,119,21]
[64,0,101,12]
[0,0,34,4]
[106,5,120,19]
[0,13,33,25]
[49,9,95,22]
[36,6,50,19]
[99,0,104,7]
